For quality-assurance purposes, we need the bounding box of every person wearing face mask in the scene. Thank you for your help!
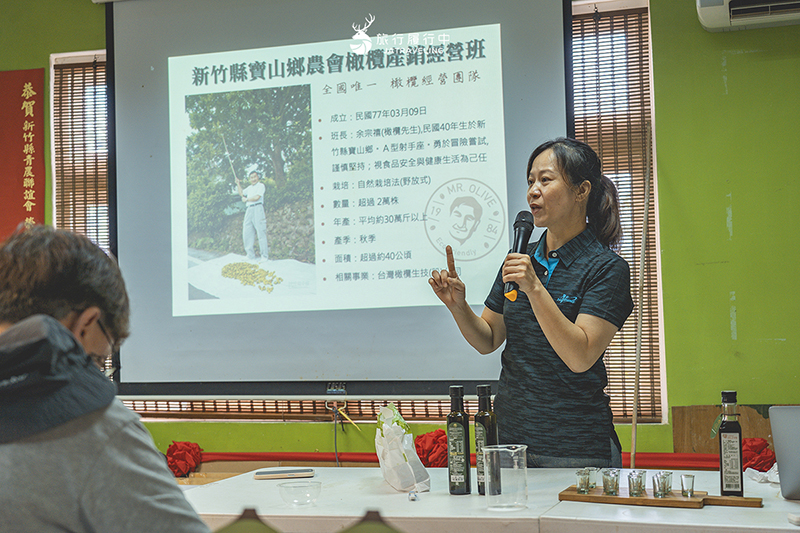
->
[0,225,210,533]
[429,138,633,468]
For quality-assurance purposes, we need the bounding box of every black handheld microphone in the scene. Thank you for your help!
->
[503,210,535,302]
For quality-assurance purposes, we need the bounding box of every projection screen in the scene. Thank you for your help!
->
[111,0,569,396]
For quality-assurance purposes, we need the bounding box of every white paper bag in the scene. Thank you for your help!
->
[375,403,430,492]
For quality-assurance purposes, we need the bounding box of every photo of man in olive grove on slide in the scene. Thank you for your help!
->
[183,84,315,301]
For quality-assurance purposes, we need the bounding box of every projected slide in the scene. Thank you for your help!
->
[169,23,507,317]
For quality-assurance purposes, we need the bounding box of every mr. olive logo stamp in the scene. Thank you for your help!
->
[424,178,505,261]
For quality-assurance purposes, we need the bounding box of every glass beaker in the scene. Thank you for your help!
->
[483,444,528,510]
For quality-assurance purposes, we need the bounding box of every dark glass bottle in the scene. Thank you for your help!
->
[719,390,744,497]
[474,384,499,495]
[447,385,471,495]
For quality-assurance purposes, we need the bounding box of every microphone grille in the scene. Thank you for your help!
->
[513,210,534,228]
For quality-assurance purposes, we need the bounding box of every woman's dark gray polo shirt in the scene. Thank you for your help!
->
[484,227,633,461]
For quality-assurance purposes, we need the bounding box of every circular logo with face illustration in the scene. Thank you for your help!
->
[424,178,505,261]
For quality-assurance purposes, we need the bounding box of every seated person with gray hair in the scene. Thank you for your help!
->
[0,225,210,533]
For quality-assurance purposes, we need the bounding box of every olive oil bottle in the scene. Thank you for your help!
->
[447,385,471,495]
[719,390,744,497]
[474,384,499,495]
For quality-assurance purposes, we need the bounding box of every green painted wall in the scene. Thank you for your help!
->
[649,2,800,418]
[145,420,444,454]
[143,418,674,455]
[1,0,107,224]
[4,0,799,456]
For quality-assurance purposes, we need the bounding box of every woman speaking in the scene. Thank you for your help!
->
[429,138,633,468]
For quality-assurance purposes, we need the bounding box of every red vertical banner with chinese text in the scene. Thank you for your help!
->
[0,68,46,241]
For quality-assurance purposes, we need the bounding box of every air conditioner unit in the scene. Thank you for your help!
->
[697,0,800,31]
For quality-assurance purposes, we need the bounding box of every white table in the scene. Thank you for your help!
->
[182,467,800,533]
[183,466,563,532]
[539,469,800,533]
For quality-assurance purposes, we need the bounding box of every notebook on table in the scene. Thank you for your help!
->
[769,405,800,500]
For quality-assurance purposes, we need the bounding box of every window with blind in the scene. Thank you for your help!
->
[52,53,110,251]
[572,6,662,423]
[56,5,661,423]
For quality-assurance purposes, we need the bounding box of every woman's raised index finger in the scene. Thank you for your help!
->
[446,245,457,277]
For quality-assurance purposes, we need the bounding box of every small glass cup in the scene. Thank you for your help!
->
[652,470,673,498]
[627,469,647,497]
[602,468,620,496]
[576,469,591,494]
[585,466,599,488]
[661,471,673,493]
[681,474,695,497]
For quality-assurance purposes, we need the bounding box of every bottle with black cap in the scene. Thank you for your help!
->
[447,385,471,494]
[474,384,498,495]
[719,390,744,496]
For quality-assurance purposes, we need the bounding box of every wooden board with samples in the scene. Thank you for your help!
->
[558,485,763,509]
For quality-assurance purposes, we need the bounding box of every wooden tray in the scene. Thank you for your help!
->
[558,485,762,508]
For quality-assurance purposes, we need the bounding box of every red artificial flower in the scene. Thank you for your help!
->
[743,437,769,455]
[166,441,204,477]
[741,437,776,472]
[744,448,776,472]
[414,429,448,467]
